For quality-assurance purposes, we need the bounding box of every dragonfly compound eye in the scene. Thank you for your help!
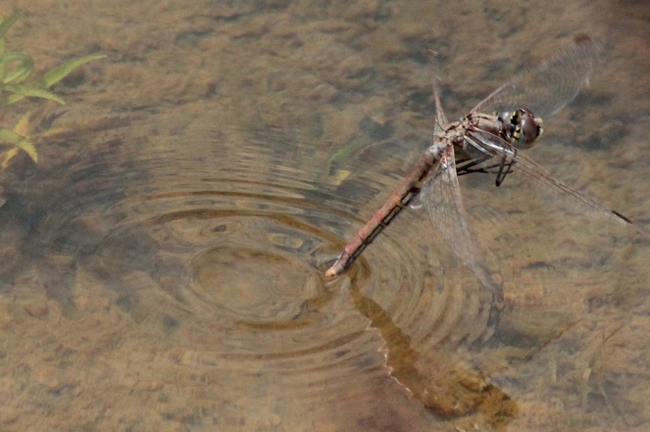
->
[512,108,543,149]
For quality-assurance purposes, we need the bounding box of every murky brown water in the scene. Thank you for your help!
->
[0,0,649,431]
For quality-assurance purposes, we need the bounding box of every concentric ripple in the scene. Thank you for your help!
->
[0,115,520,430]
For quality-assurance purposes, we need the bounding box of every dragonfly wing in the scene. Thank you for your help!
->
[433,78,450,131]
[420,144,504,301]
[474,34,603,118]
[465,130,641,230]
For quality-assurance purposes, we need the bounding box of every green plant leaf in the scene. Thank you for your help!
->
[2,148,20,168]
[0,52,34,83]
[0,12,104,169]
[0,127,38,162]
[4,84,65,104]
[3,54,105,105]
[0,12,23,41]
[33,54,106,89]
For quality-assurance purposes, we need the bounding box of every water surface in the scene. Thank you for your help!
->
[0,0,649,431]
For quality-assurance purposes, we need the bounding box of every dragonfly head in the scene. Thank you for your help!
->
[507,108,544,149]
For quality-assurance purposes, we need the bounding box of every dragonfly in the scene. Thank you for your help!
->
[325,35,642,301]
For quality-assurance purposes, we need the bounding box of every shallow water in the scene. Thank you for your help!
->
[0,0,649,431]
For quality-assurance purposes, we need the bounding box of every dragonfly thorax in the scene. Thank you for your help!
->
[499,108,544,149]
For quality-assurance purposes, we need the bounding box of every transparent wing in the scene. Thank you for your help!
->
[465,130,642,231]
[474,35,603,118]
[420,145,504,301]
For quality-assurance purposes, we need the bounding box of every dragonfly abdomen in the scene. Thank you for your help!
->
[325,150,440,277]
